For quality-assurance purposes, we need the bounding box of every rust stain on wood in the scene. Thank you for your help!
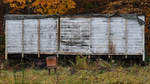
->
[108,17,115,54]
[109,41,115,54]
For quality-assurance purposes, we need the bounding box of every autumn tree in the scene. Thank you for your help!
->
[3,0,76,15]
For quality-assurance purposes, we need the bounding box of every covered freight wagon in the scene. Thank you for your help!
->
[4,14,145,61]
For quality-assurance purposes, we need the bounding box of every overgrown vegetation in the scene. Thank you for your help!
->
[0,56,150,84]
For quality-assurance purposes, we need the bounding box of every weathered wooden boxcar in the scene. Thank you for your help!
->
[4,14,145,61]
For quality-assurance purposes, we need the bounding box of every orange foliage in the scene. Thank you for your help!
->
[4,0,76,15]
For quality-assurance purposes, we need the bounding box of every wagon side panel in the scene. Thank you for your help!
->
[40,18,57,54]
[91,17,109,54]
[24,19,38,54]
[6,20,22,53]
[60,18,90,54]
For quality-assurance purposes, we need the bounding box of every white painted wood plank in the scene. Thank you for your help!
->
[127,19,143,54]
[40,18,57,53]
[7,20,22,53]
[91,17,109,54]
[60,18,90,53]
[111,17,126,54]
[24,19,38,53]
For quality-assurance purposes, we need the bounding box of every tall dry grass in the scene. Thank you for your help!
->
[0,56,150,84]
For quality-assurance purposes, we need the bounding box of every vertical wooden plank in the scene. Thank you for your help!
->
[38,19,40,58]
[56,18,58,53]
[125,19,128,57]
[89,18,92,54]
[58,16,60,52]
[108,16,111,62]
[143,16,145,61]
[5,20,8,60]
[143,26,145,61]
[108,17,111,55]
[22,20,24,58]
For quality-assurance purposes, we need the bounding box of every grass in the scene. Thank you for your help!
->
[0,56,150,84]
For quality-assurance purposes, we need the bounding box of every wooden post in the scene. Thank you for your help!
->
[48,68,51,75]
[5,20,8,60]
[125,19,128,59]
[48,67,57,75]
[89,18,92,54]
[54,68,57,73]
[88,18,92,62]
[57,16,61,52]
[142,17,145,61]
[22,20,24,58]
[108,17,111,55]
[38,19,41,58]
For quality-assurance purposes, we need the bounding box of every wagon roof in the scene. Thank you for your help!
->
[4,14,145,25]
